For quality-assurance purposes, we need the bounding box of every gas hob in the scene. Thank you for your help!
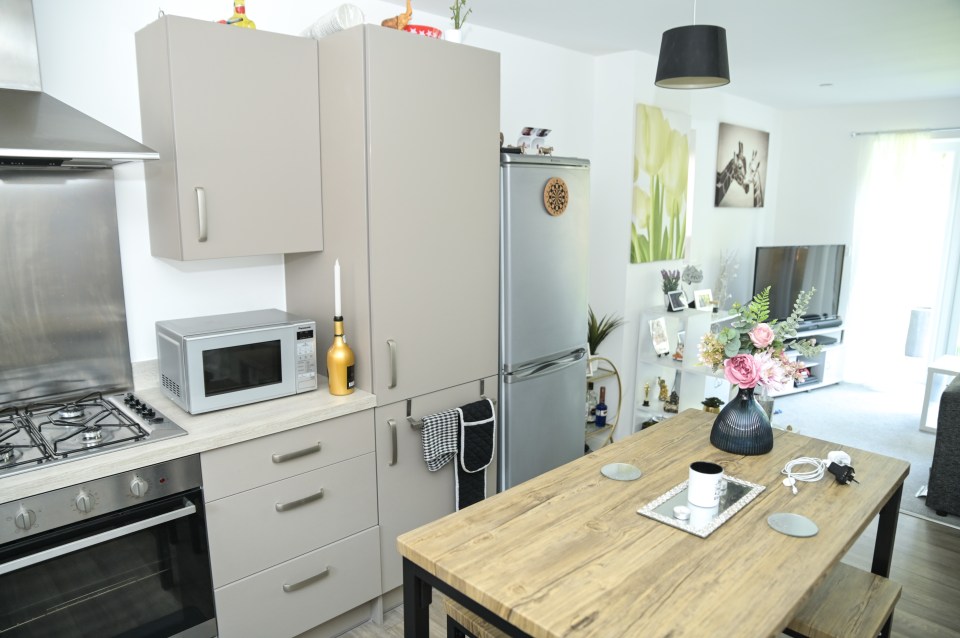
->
[0,391,186,479]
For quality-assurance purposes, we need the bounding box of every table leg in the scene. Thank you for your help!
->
[403,557,433,638]
[872,483,902,638]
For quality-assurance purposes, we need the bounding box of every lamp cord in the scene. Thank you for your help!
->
[781,457,828,494]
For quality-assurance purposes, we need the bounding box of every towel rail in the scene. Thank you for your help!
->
[409,396,497,430]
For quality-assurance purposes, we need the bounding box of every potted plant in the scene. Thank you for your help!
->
[447,0,471,42]
[588,307,624,374]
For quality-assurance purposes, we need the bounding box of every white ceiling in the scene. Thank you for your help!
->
[385,0,960,109]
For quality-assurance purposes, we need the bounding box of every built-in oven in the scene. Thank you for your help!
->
[0,455,216,637]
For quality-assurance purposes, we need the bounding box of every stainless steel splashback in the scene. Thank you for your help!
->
[0,169,133,405]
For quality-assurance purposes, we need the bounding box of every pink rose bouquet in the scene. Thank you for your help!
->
[698,286,821,392]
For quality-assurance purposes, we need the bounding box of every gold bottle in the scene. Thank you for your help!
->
[327,317,355,395]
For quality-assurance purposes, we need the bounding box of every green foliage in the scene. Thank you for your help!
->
[450,0,471,28]
[588,306,625,355]
[629,174,686,264]
[724,286,823,357]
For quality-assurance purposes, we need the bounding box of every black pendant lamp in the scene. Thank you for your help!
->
[655,11,729,89]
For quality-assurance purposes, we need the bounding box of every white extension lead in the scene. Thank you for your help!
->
[781,451,852,494]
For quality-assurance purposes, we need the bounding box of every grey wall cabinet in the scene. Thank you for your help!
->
[374,376,498,599]
[285,25,500,405]
[135,16,323,260]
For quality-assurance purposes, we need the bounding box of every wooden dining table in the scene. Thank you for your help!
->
[397,409,909,637]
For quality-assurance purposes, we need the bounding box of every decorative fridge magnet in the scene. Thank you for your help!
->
[543,177,569,216]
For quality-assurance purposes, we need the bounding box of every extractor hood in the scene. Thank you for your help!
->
[0,0,158,168]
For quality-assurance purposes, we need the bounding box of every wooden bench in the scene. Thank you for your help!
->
[784,562,902,638]
[443,596,507,638]
[443,562,901,638]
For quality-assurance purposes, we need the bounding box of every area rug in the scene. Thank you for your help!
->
[773,380,960,530]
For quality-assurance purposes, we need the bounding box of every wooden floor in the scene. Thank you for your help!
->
[342,513,960,638]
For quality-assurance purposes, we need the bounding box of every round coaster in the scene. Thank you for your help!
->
[601,463,642,481]
[767,512,819,537]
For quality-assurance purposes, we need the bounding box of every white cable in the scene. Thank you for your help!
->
[780,457,828,495]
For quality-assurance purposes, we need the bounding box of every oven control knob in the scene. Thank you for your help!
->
[130,476,150,498]
[14,507,37,531]
[75,491,94,514]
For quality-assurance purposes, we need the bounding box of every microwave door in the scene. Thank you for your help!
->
[184,326,297,414]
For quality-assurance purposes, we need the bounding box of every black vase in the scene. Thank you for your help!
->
[710,386,773,455]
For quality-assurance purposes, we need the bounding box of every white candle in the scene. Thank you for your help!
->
[334,259,342,317]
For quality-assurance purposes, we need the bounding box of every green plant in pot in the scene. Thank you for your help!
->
[447,0,471,42]
[588,307,624,373]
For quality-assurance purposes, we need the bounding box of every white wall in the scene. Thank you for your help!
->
[588,51,783,440]
[776,98,960,321]
[31,0,595,362]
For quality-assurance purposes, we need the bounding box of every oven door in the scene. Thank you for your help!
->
[185,326,296,414]
[0,489,216,638]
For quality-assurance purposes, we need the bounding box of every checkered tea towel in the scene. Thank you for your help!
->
[421,407,459,472]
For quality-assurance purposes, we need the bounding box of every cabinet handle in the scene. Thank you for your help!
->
[275,488,324,512]
[387,339,398,389]
[282,566,330,593]
[387,418,398,466]
[195,187,208,242]
[272,443,321,464]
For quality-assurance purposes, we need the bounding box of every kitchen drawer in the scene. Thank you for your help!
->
[201,409,373,501]
[206,453,377,587]
[214,526,381,638]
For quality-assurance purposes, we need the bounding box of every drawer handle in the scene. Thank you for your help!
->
[282,566,330,593]
[275,488,324,512]
[388,418,398,466]
[387,339,398,389]
[272,443,321,464]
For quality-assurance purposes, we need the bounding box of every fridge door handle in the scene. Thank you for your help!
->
[504,348,586,383]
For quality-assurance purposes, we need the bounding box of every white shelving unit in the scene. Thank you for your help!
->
[634,306,731,430]
[768,325,845,397]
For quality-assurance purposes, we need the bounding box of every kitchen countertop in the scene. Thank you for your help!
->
[0,366,376,504]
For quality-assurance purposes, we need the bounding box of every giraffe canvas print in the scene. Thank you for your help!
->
[715,122,769,208]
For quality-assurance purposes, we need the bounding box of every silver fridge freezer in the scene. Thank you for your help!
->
[499,154,590,490]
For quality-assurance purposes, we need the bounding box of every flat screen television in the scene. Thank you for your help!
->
[752,244,845,327]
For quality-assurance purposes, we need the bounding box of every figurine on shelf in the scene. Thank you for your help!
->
[663,390,680,413]
[382,0,413,30]
[219,0,256,28]
[672,339,684,362]
[642,382,651,407]
[657,377,669,402]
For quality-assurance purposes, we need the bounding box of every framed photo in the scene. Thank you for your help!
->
[649,318,670,355]
[667,290,687,312]
[694,289,714,311]
[715,122,769,208]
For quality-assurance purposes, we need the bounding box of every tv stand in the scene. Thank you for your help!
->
[772,322,845,397]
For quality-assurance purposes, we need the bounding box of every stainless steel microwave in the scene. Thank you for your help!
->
[156,309,318,414]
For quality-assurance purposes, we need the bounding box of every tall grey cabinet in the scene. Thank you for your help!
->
[136,16,323,260]
[284,25,500,607]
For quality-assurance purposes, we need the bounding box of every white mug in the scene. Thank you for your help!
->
[688,461,724,507]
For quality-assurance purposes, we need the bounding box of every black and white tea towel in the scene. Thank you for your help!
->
[419,397,497,510]
[456,398,496,511]
[421,407,459,472]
